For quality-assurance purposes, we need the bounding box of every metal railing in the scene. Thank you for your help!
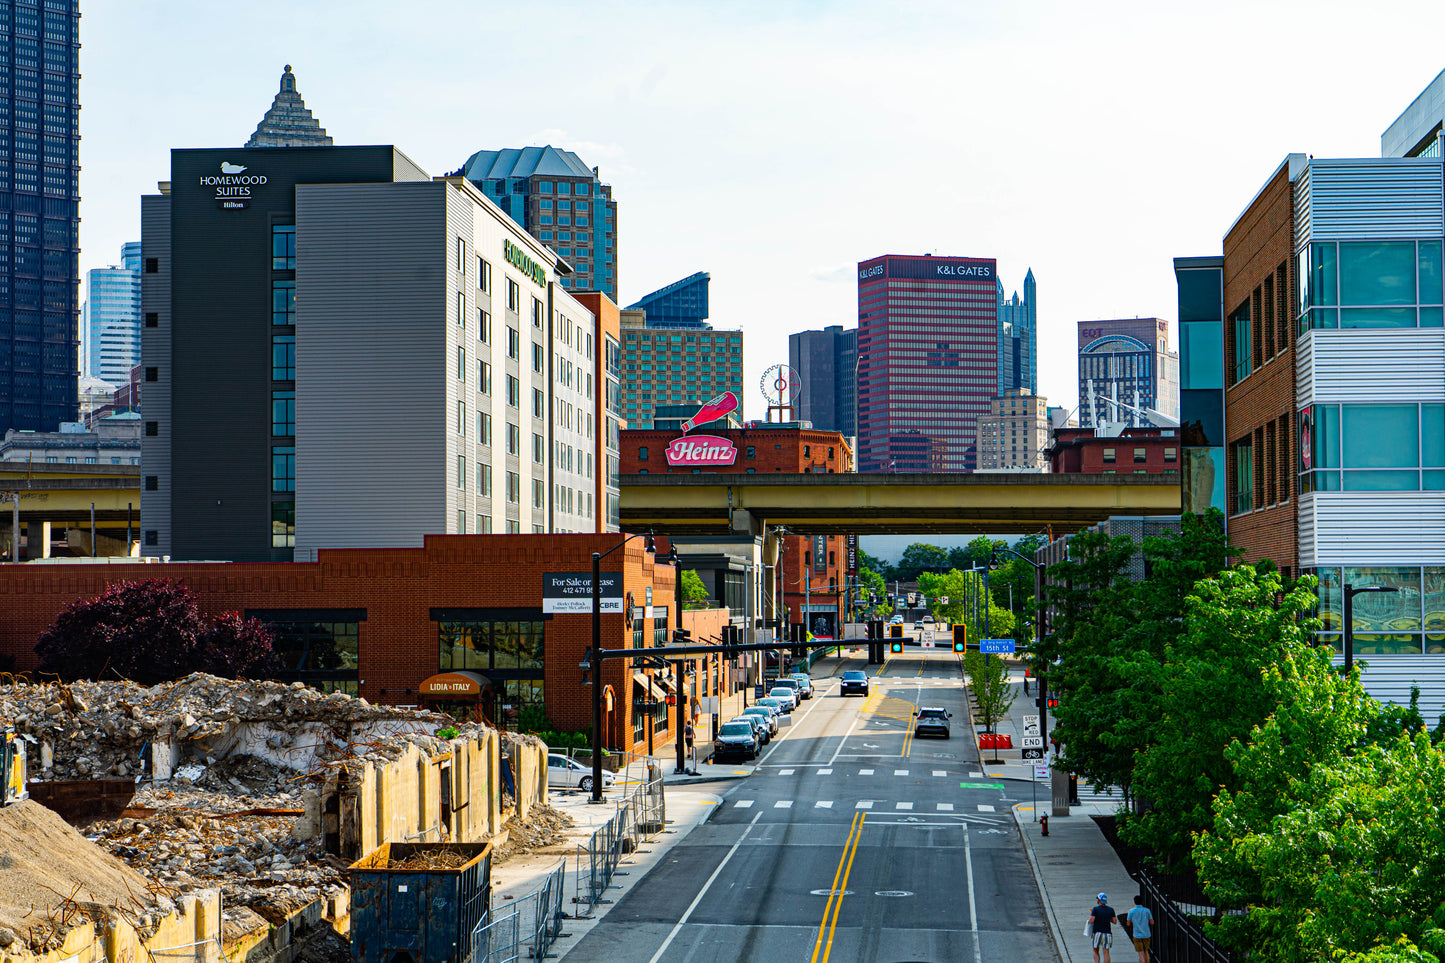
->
[1136,867,1240,963]
[469,859,568,963]
[573,769,667,913]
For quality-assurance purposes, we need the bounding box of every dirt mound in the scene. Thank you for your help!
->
[0,799,170,954]
[490,804,573,864]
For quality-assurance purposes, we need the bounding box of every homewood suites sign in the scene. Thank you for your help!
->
[504,239,547,288]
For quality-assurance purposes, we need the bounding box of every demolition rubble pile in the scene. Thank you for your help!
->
[0,674,547,924]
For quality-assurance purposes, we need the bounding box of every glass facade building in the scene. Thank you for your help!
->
[789,324,858,437]
[1173,256,1226,518]
[82,242,141,386]
[1076,318,1180,428]
[997,269,1037,394]
[626,271,708,328]
[0,0,81,435]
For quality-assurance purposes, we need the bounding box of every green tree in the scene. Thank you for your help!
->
[963,649,1016,736]
[857,548,893,583]
[679,569,711,608]
[896,543,949,581]
[856,567,888,618]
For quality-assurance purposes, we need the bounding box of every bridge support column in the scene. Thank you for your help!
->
[26,520,52,560]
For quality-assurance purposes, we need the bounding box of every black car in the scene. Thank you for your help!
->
[913,706,952,738]
[714,721,760,761]
[840,670,870,696]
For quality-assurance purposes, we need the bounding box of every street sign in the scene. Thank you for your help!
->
[922,640,934,648]
[1022,748,1044,760]
[1022,715,1040,736]
[979,638,1015,654]
[1034,764,1051,780]
[1021,736,1044,749]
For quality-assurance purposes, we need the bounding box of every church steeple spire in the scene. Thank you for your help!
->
[245,65,333,148]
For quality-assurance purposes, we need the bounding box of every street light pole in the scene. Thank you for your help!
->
[1343,583,1400,673]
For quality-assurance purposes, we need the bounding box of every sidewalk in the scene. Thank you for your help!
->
[963,665,1141,963]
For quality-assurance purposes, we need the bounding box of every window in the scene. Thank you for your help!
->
[1133,448,1147,463]
[145,475,158,491]
[457,510,466,533]
[507,279,520,312]
[145,366,158,382]
[272,391,295,436]
[532,342,543,372]
[1164,447,1177,463]
[1102,447,1116,463]
[145,312,158,328]
[478,411,492,445]
[639,446,648,461]
[273,280,295,325]
[506,471,520,504]
[270,502,295,548]
[145,421,158,437]
[457,345,466,381]
[457,400,467,433]
[273,335,295,380]
[530,388,543,418]
[532,298,544,329]
[507,326,520,360]
[1230,301,1251,382]
[506,375,519,407]
[144,257,159,273]
[478,462,492,496]
[533,433,545,464]
[456,236,466,272]
[273,446,296,492]
[456,290,466,326]
[1232,439,1254,513]
[479,309,491,344]
[532,478,545,509]
[506,422,520,455]
[457,455,467,490]
[746,446,755,459]
[272,225,296,269]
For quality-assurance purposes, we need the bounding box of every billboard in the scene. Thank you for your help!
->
[543,572,623,613]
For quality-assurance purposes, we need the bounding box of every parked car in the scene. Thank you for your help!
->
[767,687,798,712]
[889,615,904,625]
[912,707,952,739]
[770,678,804,702]
[714,722,760,761]
[840,670,870,696]
[732,714,770,744]
[756,696,789,717]
[741,706,778,736]
[547,754,616,791]
[788,674,814,699]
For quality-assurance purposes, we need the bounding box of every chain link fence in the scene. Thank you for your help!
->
[469,858,568,963]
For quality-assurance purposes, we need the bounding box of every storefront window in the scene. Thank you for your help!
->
[439,619,544,672]
[250,613,361,695]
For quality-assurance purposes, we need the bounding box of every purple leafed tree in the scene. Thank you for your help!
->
[34,579,278,684]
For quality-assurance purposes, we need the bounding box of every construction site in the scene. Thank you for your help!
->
[0,674,565,963]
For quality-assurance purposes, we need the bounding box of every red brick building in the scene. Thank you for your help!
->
[1048,427,1182,475]
[621,423,852,632]
[0,534,730,755]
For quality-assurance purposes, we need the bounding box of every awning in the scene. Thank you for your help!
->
[632,671,666,701]
[418,670,491,697]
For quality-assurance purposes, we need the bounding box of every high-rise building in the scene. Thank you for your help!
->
[856,254,1000,473]
[82,243,142,387]
[789,325,857,437]
[976,389,1049,471]
[616,274,743,429]
[457,147,618,301]
[997,269,1037,394]
[626,272,709,328]
[1076,318,1180,428]
[141,145,616,562]
[1175,67,1445,718]
[245,66,333,148]
[0,0,81,435]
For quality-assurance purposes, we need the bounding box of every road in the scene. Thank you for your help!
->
[565,648,1054,962]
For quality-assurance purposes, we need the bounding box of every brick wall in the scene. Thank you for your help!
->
[1223,164,1298,573]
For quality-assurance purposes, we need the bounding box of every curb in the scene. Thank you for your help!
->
[1014,802,1070,963]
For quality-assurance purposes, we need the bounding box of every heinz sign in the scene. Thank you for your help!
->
[666,434,737,467]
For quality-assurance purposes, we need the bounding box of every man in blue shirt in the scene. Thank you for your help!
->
[1125,895,1155,963]
[1087,893,1118,963]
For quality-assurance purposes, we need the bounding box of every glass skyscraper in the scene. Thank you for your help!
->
[0,0,81,434]
[83,242,141,386]
[997,269,1037,394]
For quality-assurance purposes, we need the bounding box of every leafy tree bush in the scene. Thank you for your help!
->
[34,579,279,684]
[679,569,712,608]
[962,649,1015,735]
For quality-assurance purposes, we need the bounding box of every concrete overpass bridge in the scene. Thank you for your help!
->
[619,472,1182,537]
[2,465,142,558]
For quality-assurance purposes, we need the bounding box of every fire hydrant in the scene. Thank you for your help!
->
[1040,814,1049,837]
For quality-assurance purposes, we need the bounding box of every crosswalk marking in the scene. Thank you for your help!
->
[894,769,909,776]
[859,768,874,775]
[937,803,954,812]
[856,800,874,810]
[818,768,833,775]
[815,800,833,809]
[896,802,913,811]
[779,769,795,775]
[775,800,793,809]
[736,800,754,808]
[933,770,946,777]
[977,804,995,812]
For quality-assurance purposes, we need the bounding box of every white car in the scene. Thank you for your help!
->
[767,687,798,712]
[547,754,616,792]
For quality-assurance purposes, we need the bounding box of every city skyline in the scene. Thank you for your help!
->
[72,2,1445,427]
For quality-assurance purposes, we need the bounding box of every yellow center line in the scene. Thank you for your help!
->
[811,812,863,963]
[822,813,865,962]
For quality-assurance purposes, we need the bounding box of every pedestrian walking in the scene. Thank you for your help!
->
[684,722,695,752]
[1125,895,1154,963]
[1086,892,1118,963]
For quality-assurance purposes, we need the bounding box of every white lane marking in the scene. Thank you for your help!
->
[896,802,913,811]
[827,694,867,766]
[647,813,761,963]
[856,800,874,810]
[735,799,754,808]
[815,800,833,808]
[965,825,982,963]
[775,800,793,809]
[938,802,955,812]
[894,769,909,776]
[779,769,796,775]
[933,770,947,777]
[818,768,834,775]
[758,681,833,765]
[969,771,984,778]
[977,804,995,812]
[859,768,874,775]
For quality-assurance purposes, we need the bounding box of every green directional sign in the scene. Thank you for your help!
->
[959,782,1006,791]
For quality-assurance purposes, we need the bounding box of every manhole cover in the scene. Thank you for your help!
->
[810,889,853,897]
[875,890,914,898]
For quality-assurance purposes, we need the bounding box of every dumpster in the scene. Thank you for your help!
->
[349,841,491,963]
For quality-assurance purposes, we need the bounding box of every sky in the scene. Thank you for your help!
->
[77,0,1445,416]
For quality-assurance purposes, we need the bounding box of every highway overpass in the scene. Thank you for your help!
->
[619,472,1182,536]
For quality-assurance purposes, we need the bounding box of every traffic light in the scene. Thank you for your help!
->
[952,624,967,652]
[953,639,966,654]
[890,640,903,654]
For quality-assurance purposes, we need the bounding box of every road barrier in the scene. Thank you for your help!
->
[574,768,667,913]
[468,858,567,962]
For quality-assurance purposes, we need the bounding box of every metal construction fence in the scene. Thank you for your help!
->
[1136,868,1240,963]
[574,769,667,913]
[469,858,568,963]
